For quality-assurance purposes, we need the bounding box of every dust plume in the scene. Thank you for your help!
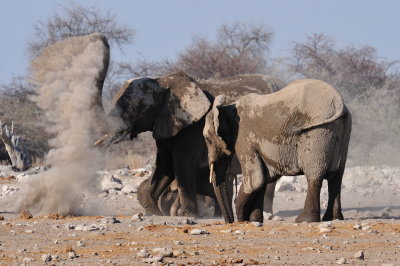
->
[14,33,110,216]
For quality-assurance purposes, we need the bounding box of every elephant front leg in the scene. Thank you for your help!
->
[138,150,174,216]
[173,158,198,217]
[295,179,323,223]
[235,153,266,223]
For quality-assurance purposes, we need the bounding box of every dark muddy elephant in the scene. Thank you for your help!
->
[204,79,352,223]
[134,73,283,217]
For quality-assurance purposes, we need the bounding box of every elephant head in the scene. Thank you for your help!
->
[203,95,239,223]
[107,72,211,141]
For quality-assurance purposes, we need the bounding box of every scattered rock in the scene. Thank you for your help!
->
[336,257,346,264]
[190,229,209,235]
[272,216,284,221]
[251,222,262,227]
[354,250,364,260]
[320,228,332,233]
[263,212,273,220]
[353,223,362,230]
[77,241,85,247]
[20,209,33,219]
[68,251,78,259]
[22,257,35,263]
[100,216,120,224]
[233,230,245,235]
[137,249,150,258]
[42,254,52,262]
[131,212,143,221]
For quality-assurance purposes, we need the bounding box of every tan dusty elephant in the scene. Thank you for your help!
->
[204,79,352,223]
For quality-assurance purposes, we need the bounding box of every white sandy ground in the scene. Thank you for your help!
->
[0,165,399,265]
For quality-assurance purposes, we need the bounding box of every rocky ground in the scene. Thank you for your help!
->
[0,165,399,265]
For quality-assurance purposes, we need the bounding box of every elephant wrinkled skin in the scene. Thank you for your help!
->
[134,73,283,217]
[204,79,352,223]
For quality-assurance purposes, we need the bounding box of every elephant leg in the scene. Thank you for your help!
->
[173,156,198,217]
[295,179,323,223]
[235,152,266,222]
[158,187,178,216]
[322,170,344,221]
[263,181,277,214]
[138,149,174,216]
[249,183,267,222]
[170,193,181,216]
[213,197,222,217]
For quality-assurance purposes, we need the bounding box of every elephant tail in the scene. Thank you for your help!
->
[337,107,352,171]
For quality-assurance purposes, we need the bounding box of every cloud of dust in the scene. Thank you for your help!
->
[346,88,400,167]
[14,33,110,216]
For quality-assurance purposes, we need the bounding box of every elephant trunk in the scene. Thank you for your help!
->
[210,162,234,223]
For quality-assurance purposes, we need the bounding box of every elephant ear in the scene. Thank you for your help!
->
[153,72,211,139]
[203,95,232,163]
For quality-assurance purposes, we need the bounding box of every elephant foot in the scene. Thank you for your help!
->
[177,208,198,218]
[249,209,263,223]
[322,212,344,221]
[295,213,321,223]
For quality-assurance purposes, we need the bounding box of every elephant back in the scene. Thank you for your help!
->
[198,74,284,104]
[237,79,345,140]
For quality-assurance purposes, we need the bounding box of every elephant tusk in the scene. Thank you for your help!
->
[93,134,109,147]
[209,163,214,183]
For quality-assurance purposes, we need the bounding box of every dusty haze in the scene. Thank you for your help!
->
[12,34,109,215]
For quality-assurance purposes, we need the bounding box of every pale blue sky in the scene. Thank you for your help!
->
[1,0,399,83]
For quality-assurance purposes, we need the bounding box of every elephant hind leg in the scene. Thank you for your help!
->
[322,170,344,221]
[263,181,277,214]
[295,179,323,223]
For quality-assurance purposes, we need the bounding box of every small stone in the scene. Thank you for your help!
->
[131,212,143,221]
[77,241,85,247]
[251,222,262,227]
[25,230,34,234]
[174,240,183,245]
[353,223,362,230]
[342,240,349,244]
[68,251,77,259]
[190,229,209,235]
[173,249,185,257]
[355,250,364,260]
[220,229,232,233]
[272,215,284,221]
[319,221,333,228]
[137,226,144,231]
[100,216,120,224]
[182,218,196,225]
[320,228,332,233]
[263,212,273,220]
[274,256,280,260]
[137,249,150,258]
[18,248,27,253]
[42,254,52,262]
[22,257,35,263]
[233,230,245,235]
[0,216,4,220]
[20,209,33,219]
[336,257,346,264]
[143,255,163,263]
